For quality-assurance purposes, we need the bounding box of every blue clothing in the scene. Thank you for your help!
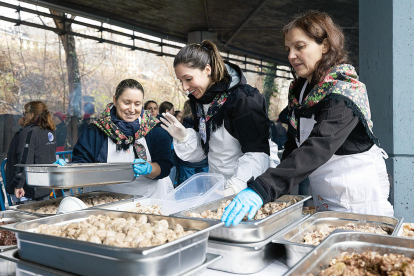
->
[72,124,173,180]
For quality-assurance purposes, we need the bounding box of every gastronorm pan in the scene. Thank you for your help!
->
[172,195,311,243]
[97,197,164,213]
[16,162,137,188]
[0,209,223,276]
[272,211,403,267]
[0,250,222,276]
[284,231,414,276]
[9,191,137,217]
[0,211,40,252]
[207,230,286,274]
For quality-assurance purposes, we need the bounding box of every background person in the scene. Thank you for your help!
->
[158,101,175,119]
[53,111,67,152]
[6,101,56,202]
[78,102,95,137]
[68,79,173,198]
[161,40,279,195]
[222,10,394,227]
[144,100,159,118]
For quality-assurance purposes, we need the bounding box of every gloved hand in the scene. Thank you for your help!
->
[221,188,263,227]
[160,113,188,141]
[54,159,67,166]
[132,158,152,177]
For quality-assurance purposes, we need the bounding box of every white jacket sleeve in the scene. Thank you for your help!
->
[226,140,280,195]
[226,151,271,193]
[173,128,206,163]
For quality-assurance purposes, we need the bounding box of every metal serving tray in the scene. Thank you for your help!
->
[207,230,286,274]
[97,197,164,213]
[0,209,223,276]
[0,250,221,276]
[272,211,403,267]
[0,211,40,252]
[16,162,136,188]
[284,231,414,276]
[172,195,311,243]
[9,191,136,217]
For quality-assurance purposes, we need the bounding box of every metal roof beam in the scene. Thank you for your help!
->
[224,0,270,47]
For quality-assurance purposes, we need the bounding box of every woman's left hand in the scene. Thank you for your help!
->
[132,158,152,177]
[14,188,25,199]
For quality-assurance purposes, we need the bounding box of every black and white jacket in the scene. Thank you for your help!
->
[173,62,279,193]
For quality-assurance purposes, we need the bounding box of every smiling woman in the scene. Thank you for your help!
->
[222,10,394,227]
[160,40,280,196]
[70,79,174,199]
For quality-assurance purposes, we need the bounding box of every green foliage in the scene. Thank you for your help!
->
[262,64,279,113]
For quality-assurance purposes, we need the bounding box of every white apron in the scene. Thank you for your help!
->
[84,137,174,199]
[296,81,394,216]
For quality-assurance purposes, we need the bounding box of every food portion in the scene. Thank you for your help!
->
[34,214,195,248]
[188,199,297,221]
[26,195,120,214]
[302,223,389,245]
[128,203,162,215]
[402,223,414,238]
[307,252,414,276]
[0,221,17,246]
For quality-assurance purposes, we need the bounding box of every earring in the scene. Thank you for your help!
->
[208,74,211,77]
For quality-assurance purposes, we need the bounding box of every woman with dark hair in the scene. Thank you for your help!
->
[60,79,173,198]
[161,40,279,195]
[223,11,394,226]
[144,100,159,118]
[159,101,175,116]
[6,100,56,202]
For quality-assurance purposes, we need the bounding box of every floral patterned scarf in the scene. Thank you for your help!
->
[288,64,378,145]
[197,91,228,143]
[94,103,159,160]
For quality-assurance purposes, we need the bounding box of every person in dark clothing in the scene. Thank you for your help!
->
[6,101,56,202]
[78,102,95,137]
[161,40,279,196]
[144,100,159,118]
[66,79,174,199]
[278,106,290,125]
[53,111,67,152]
[270,119,287,150]
[222,10,393,226]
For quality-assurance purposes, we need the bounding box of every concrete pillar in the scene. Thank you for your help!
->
[360,0,414,220]
[187,31,215,44]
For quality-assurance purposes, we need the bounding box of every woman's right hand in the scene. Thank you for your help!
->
[14,188,25,199]
[54,159,67,166]
[160,113,188,141]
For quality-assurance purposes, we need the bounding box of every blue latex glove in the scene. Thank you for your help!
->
[54,159,67,166]
[132,158,152,177]
[221,188,263,227]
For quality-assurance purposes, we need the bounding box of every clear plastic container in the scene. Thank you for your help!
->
[161,173,225,215]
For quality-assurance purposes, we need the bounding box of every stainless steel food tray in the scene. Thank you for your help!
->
[0,209,223,276]
[0,211,40,252]
[172,194,311,243]
[97,197,164,213]
[272,211,403,267]
[16,162,136,188]
[284,231,414,276]
[9,191,137,217]
[207,230,286,274]
[0,250,221,276]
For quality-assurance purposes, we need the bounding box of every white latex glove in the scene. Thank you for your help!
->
[160,113,189,141]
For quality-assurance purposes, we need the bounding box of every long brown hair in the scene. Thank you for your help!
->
[173,40,230,83]
[284,10,350,85]
[23,101,56,131]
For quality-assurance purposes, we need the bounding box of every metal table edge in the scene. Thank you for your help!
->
[180,253,222,276]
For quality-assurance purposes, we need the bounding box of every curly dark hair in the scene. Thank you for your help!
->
[284,10,350,86]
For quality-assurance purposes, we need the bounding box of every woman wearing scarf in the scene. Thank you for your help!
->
[222,11,394,226]
[161,40,279,196]
[70,79,173,198]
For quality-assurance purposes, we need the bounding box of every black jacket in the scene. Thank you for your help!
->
[6,124,56,198]
[189,61,271,156]
[55,122,67,148]
[249,82,374,204]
